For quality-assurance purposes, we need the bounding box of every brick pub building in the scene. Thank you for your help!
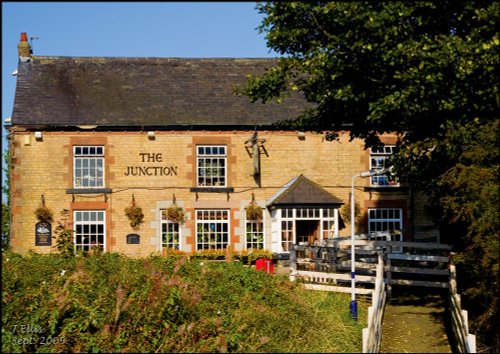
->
[7,33,439,256]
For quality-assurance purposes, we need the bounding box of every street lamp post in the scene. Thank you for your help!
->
[350,169,386,321]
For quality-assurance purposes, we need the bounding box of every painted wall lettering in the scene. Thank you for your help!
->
[139,153,162,163]
[125,166,177,176]
[125,153,178,177]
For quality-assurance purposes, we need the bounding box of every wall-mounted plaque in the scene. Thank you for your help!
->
[35,222,52,246]
[126,234,140,244]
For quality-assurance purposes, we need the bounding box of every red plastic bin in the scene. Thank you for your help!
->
[255,258,274,273]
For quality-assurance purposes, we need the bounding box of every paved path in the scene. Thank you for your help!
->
[380,288,452,353]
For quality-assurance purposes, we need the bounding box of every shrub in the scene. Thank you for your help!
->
[53,209,74,257]
[339,201,361,225]
[2,251,365,353]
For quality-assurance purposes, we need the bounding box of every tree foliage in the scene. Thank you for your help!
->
[53,209,75,257]
[242,2,499,351]
[436,119,499,348]
[1,203,9,250]
[2,150,10,250]
[243,2,498,145]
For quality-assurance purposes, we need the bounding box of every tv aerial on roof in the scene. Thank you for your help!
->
[29,36,39,52]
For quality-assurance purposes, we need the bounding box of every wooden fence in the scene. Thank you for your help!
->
[382,241,452,295]
[290,237,453,293]
[362,252,386,353]
[448,255,476,353]
[289,241,375,296]
[289,237,476,353]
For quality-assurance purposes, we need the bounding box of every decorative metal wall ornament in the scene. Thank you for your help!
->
[244,130,268,187]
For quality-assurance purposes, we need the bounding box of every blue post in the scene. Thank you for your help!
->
[350,300,358,321]
[350,269,358,321]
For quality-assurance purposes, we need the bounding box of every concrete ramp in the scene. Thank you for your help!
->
[380,288,452,353]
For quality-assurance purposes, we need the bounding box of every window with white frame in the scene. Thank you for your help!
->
[280,208,294,252]
[370,145,398,186]
[296,208,320,218]
[246,218,264,249]
[281,220,293,252]
[321,208,337,240]
[74,146,104,188]
[161,210,181,250]
[279,208,339,252]
[74,210,105,252]
[196,210,229,250]
[368,208,403,252]
[196,146,226,187]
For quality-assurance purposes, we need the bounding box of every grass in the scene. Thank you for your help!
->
[2,250,366,353]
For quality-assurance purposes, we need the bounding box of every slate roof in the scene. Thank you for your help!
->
[12,56,310,129]
[267,175,344,207]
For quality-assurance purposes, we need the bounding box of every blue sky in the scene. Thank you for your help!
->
[1,1,277,202]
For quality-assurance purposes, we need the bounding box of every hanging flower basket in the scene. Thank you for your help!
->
[164,204,187,223]
[34,206,54,224]
[246,202,263,220]
[124,199,144,230]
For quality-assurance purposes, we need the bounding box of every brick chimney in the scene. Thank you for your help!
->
[18,32,32,62]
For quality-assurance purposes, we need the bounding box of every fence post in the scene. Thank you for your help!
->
[314,246,321,271]
[290,246,297,282]
[448,252,476,353]
[449,252,457,295]
[362,251,386,353]
[386,252,392,297]
[331,245,337,273]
